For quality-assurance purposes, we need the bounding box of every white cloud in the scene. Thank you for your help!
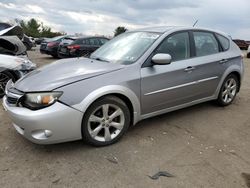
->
[0,0,249,39]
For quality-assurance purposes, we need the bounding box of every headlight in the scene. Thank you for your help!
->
[23,92,63,110]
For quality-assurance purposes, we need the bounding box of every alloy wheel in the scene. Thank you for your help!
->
[221,78,237,104]
[87,104,125,142]
[0,72,11,96]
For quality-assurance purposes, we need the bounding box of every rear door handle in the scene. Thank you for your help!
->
[219,59,228,64]
[184,66,195,72]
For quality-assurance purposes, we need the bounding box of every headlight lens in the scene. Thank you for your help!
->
[23,92,63,110]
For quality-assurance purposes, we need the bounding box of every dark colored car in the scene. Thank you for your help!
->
[233,39,249,50]
[23,34,33,51]
[57,36,109,58]
[35,37,47,45]
[40,36,72,58]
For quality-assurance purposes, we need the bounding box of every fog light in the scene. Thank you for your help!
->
[44,130,52,137]
[31,129,53,140]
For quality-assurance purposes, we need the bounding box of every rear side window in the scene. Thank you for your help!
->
[155,32,190,62]
[89,38,99,45]
[193,32,219,57]
[216,34,230,51]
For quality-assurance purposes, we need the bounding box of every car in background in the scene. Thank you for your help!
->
[35,37,47,45]
[0,54,36,97]
[3,27,244,146]
[40,35,72,58]
[233,39,249,50]
[247,45,250,58]
[58,36,109,58]
[23,34,34,51]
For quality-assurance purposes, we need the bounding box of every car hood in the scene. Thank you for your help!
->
[14,57,125,92]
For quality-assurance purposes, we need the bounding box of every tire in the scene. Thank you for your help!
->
[0,71,15,98]
[52,54,58,58]
[247,53,250,58]
[216,74,239,106]
[82,96,130,146]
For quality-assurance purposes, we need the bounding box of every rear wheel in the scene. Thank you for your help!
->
[247,53,250,58]
[0,71,15,98]
[216,74,239,106]
[82,96,130,146]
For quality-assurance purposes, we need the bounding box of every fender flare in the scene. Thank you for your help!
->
[214,65,242,98]
[72,85,141,125]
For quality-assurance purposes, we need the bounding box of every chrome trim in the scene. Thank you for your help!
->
[144,76,218,96]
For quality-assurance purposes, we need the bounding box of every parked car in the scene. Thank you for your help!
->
[40,36,72,58]
[35,37,47,45]
[247,45,250,58]
[22,34,34,51]
[233,39,249,50]
[58,36,109,58]
[3,27,243,146]
[0,36,27,56]
[0,54,36,97]
[0,23,23,40]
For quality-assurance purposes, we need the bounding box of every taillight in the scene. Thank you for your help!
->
[67,45,80,50]
[47,42,58,47]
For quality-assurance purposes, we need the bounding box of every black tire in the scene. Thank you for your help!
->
[0,71,15,98]
[52,54,58,58]
[216,74,239,106]
[247,53,250,58]
[82,96,130,146]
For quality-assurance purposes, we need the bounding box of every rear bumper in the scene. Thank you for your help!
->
[2,96,83,144]
[40,47,58,56]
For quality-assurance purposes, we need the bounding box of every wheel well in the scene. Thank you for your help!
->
[2,69,19,82]
[230,71,241,92]
[95,93,134,126]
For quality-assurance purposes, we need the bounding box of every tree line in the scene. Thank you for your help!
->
[19,18,128,38]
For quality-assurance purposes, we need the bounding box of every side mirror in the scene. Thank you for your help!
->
[152,53,172,65]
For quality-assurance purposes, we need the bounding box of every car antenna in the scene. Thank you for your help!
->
[193,20,199,27]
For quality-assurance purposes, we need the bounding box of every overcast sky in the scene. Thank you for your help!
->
[0,0,249,39]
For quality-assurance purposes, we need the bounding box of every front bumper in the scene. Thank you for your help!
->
[2,96,83,144]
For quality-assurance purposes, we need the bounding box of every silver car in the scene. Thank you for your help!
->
[3,27,244,146]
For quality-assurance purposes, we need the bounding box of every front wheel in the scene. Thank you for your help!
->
[216,74,239,106]
[82,96,130,146]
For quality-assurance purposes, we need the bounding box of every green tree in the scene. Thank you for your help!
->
[19,18,66,38]
[114,26,127,37]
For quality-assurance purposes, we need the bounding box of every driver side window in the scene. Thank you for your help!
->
[155,32,190,62]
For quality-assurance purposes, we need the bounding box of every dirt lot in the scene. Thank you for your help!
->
[0,48,250,188]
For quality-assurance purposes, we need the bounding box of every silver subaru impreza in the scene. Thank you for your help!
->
[3,26,244,146]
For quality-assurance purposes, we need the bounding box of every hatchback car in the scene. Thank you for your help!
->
[3,26,244,146]
[40,35,72,58]
[58,36,109,58]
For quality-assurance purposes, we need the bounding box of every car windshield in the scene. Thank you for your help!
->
[90,32,160,64]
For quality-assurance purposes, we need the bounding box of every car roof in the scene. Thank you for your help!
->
[133,26,230,38]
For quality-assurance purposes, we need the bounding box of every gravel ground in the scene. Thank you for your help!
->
[0,48,250,188]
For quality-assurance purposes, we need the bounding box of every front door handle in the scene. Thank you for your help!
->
[184,66,195,72]
[219,59,228,64]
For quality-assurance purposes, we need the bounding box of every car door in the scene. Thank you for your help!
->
[190,31,228,98]
[89,38,100,52]
[141,31,204,115]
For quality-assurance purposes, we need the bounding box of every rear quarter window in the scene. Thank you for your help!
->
[216,34,230,51]
[193,32,219,57]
